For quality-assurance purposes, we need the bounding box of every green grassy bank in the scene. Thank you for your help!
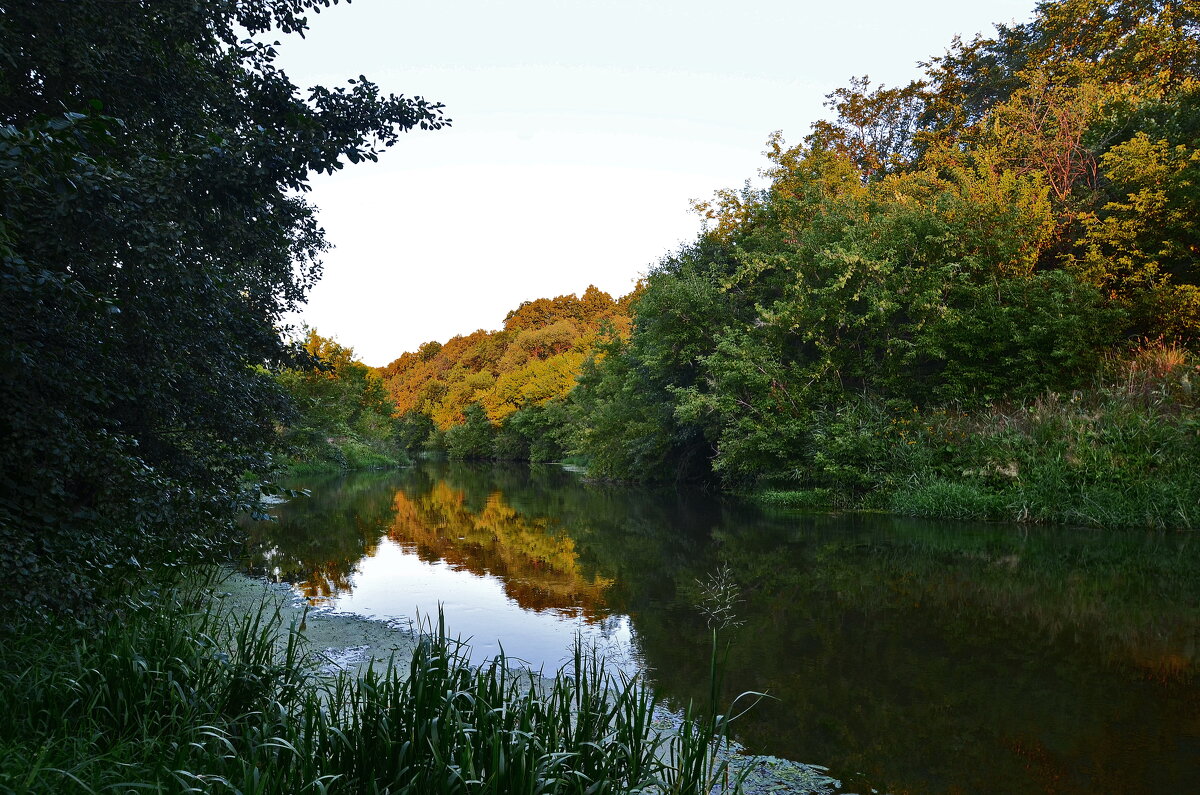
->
[283,435,409,476]
[753,346,1200,530]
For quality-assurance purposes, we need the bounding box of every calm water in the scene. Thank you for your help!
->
[243,461,1200,794]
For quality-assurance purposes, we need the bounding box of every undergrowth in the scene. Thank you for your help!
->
[757,342,1200,529]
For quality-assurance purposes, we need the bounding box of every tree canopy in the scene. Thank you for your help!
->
[573,0,1199,487]
[276,329,406,471]
[0,0,447,611]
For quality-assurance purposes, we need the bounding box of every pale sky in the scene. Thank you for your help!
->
[277,0,1037,366]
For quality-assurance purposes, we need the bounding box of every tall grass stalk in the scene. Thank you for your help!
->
[656,567,764,795]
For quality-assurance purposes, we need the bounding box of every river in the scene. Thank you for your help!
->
[242,460,1200,793]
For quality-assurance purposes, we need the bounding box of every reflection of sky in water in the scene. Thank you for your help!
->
[305,538,641,672]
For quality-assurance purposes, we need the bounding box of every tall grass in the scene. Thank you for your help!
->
[0,569,753,794]
[889,346,1200,528]
[760,341,1200,530]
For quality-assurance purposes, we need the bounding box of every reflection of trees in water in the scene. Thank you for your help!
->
[242,465,620,616]
[386,482,615,619]
[479,488,1200,793]
[617,514,1200,794]
[790,520,1200,682]
[241,464,1200,793]
[241,472,398,603]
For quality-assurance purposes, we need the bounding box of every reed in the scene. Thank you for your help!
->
[0,568,756,794]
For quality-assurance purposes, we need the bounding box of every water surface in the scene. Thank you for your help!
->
[243,461,1200,793]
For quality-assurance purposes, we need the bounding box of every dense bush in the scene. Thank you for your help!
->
[445,403,496,460]
[0,0,445,612]
[759,345,1200,529]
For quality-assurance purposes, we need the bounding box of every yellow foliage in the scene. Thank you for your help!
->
[381,288,634,431]
[482,351,588,422]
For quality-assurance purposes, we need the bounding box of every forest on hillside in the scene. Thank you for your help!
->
[379,286,637,461]
[378,0,1200,529]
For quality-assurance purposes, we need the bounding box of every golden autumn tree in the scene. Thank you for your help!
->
[381,286,635,460]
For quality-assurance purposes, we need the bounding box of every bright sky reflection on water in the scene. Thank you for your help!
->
[311,537,640,672]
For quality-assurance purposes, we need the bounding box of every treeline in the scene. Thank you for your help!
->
[381,286,635,461]
[393,0,1200,528]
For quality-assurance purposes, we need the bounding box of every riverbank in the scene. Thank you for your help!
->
[208,567,418,678]
[284,448,409,476]
[748,367,1200,531]
[3,565,765,792]
[415,343,1200,533]
[213,568,842,794]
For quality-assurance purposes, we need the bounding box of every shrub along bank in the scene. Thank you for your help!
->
[392,341,1199,531]
[399,355,1200,532]
[759,345,1200,529]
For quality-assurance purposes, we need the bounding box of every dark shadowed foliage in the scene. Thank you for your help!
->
[0,0,447,613]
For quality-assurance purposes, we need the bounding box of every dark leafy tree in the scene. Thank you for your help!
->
[444,403,495,460]
[396,410,438,454]
[918,25,1035,139]
[0,0,447,613]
